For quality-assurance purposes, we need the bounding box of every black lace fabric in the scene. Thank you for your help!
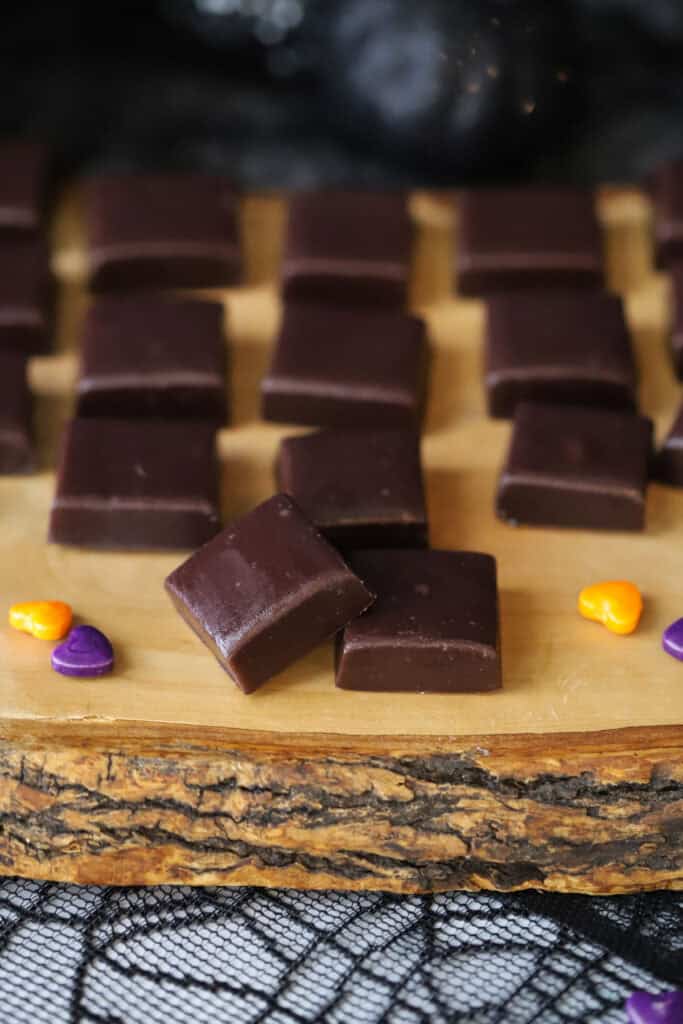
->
[0,878,680,1023]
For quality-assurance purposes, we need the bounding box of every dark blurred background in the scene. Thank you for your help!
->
[3,0,683,186]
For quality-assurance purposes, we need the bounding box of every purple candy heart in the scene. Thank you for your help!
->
[51,625,114,678]
[626,991,683,1024]
[662,618,683,661]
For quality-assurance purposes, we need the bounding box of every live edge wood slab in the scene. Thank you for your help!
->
[1,189,682,895]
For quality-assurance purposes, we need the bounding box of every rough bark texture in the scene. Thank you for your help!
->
[1,723,682,893]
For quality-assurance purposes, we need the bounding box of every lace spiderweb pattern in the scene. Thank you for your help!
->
[0,877,681,1023]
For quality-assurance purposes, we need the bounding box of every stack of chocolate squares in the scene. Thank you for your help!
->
[167,191,503,695]
[49,174,240,550]
[0,142,52,474]
[455,185,653,531]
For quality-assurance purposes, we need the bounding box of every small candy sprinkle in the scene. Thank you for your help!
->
[51,625,114,678]
[662,618,683,661]
[9,600,73,641]
[626,990,683,1024]
[577,581,643,636]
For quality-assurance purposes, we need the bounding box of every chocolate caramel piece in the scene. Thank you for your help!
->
[336,550,501,693]
[0,352,34,473]
[457,187,603,296]
[277,427,428,551]
[283,190,412,307]
[655,403,683,487]
[84,174,241,291]
[0,239,52,354]
[76,295,227,423]
[485,289,636,418]
[0,141,49,235]
[261,303,426,427]
[496,402,652,531]
[49,418,220,549]
[165,494,375,692]
[652,161,683,268]
[670,263,683,378]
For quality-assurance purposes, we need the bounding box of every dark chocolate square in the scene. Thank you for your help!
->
[456,187,604,296]
[261,303,426,427]
[49,418,220,550]
[0,352,34,473]
[485,290,636,418]
[282,190,412,306]
[276,427,428,551]
[655,403,683,487]
[653,161,683,269]
[336,550,501,693]
[671,263,683,378]
[165,493,375,693]
[496,402,652,531]
[0,141,48,235]
[76,296,228,422]
[0,239,52,354]
[84,174,241,291]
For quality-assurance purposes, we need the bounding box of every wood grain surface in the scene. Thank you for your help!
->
[0,186,682,893]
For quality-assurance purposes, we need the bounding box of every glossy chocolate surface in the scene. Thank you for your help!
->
[276,427,428,551]
[485,289,636,418]
[165,494,375,693]
[0,142,48,235]
[653,161,683,268]
[655,403,683,487]
[283,190,412,306]
[261,303,426,427]
[0,239,52,354]
[336,550,501,693]
[76,296,227,422]
[0,352,33,473]
[497,402,652,531]
[457,187,604,295]
[84,174,241,291]
[49,418,220,549]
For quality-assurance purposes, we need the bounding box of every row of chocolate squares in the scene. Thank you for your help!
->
[0,151,660,362]
[0,174,679,404]
[0,139,658,297]
[0,283,653,472]
[0,174,403,358]
[3,140,683,298]
[0,179,613,359]
[0,143,596,302]
[18,399,680,551]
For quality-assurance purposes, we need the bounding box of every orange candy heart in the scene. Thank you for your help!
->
[9,601,73,641]
[577,581,643,636]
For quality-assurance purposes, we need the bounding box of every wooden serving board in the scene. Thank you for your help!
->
[1,188,682,895]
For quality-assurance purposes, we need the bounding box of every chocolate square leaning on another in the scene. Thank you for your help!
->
[456,187,604,296]
[496,402,652,531]
[484,289,636,418]
[336,550,501,693]
[283,190,412,307]
[84,174,241,292]
[261,303,427,427]
[165,494,375,693]
[277,427,428,551]
[0,239,52,354]
[49,419,220,550]
[0,352,34,473]
[76,295,228,423]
